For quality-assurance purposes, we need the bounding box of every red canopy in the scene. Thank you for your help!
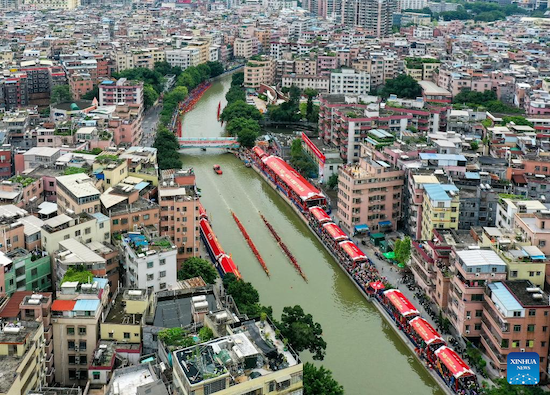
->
[52,300,76,311]
[409,317,444,345]
[338,241,367,261]
[198,202,208,219]
[323,223,349,241]
[309,206,332,224]
[262,155,325,202]
[370,281,385,290]
[219,254,241,279]
[435,346,474,379]
[252,146,266,158]
[200,219,224,260]
[383,289,419,317]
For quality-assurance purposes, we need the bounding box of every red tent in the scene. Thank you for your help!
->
[252,146,266,158]
[200,219,224,260]
[323,223,349,241]
[383,289,419,318]
[339,241,367,262]
[370,281,385,291]
[409,317,445,345]
[309,206,332,224]
[435,346,474,379]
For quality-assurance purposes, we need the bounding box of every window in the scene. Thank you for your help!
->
[542,341,547,348]
[75,230,81,237]
[79,341,87,350]
[513,311,521,317]
[147,261,154,269]
[528,340,535,348]
[99,222,104,229]
[540,240,546,247]
[85,227,91,235]
[514,325,522,332]
[31,268,38,276]
[144,214,150,220]
[124,332,130,339]
[113,219,119,225]
[529,271,535,277]
[93,372,100,380]
[121,218,128,225]
[160,282,166,289]
[529,309,536,316]
[501,339,509,348]
[69,369,77,380]
[512,340,520,348]
[474,323,481,331]
[80,355,87,365]
[471,294,483,302]
[68,340,75,350]
[159,271,166,278]
[510,271,518,278]
[543,326,548,332]
[147,274,154,281]
[108,332,114,338]
[160,259,166,265]
[475,310,482,317]
[79,327,86,335]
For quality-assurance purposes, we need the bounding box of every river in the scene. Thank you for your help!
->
[179,74,444,395]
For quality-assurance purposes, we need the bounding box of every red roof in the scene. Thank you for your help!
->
[323,223,349,241]
[309,206,332,223]
[0,291,33,318]
[262,155,324,202]
[383,289,419,318]
[338,241,367,262]
[512,174,527,185]
[219,254,241,279]
[52,300,76,311]
[435,346,474,379]
[252,146,266,158]
[200,219,224,260]
[409,317,444,345]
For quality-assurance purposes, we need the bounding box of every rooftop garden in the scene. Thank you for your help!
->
[498,193,529,201]
[95,154,122,165]
[158,327,196,349]
[64,167,88,176]
[74,148,103,155]
[405,57,439,69]
[61,267,94,285]
[10,175,35,187]
[99,131,112,141]
[54,128,75,136]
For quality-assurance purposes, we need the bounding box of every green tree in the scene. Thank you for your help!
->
[237,128,259,148]
[327,173,338,190]
[206,61,224,77]
[158,327,196,348]
[379,75,422,99]
[485,378,545,395]
[198,326,214,342]
[226,117,261,137]
[395,236,411,265]
[502,116,533,127]
[222,273,272,318]
[289,139,318,178]
[82,85,99,100]
[221,100,263,123]
[231,72,244,87]
[470,140,479,151]
[178,257,218,284]
[225,86,246,103]
[143,84,159,109]
[303,363,344,395]
[304,88,318,122]
[279,305,327,360]
[51,84,73,104]
[154,127,183,170]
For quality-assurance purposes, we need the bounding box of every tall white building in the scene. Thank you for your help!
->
[165,48,201,70]
[330,69,371,95]
[400,0,427,10]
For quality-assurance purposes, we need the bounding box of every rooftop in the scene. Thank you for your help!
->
[153,290,217,328]
[56,173,100,198]
[105,291,143,325]
[123,233,175,256]
[0,320,40,344]
[106,364,158,395]
[504,280,550,307]
[424,183,459,202]
[455,249,507,267]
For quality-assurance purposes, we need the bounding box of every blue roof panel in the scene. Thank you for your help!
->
[73,299,100,312]
[489,283,523,312]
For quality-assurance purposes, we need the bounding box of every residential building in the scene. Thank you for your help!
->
[56,173,101,215]
[51,278,109,385]
[515,211,550,257]
[41,212,111,256]
[405,173,441,240]
[330,69,370,95]
[234,38,259,58]
[99,78,144,107]
[420,183,460,240]
[447,249,507,339]
[21,0,79,9]
[2,249,51,296]
[481,280,550,380]
[165,49,201,70]
[120,231,177,293]
[100,289,147,343]
[337,155,404,234]
[0,293,54,385]
[496,198,545,230]
[114,49,165,73]
[172,318,303,395]
[159,169,200,262]
[340,0,397,37]
[0,321,46,395]
[404,57,441,81]
[69,73,94,101]
[244,57,276,89]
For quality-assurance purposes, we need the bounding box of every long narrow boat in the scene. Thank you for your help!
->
[231,211,270,277]
[217,101,221,120]
[260,213,307,282]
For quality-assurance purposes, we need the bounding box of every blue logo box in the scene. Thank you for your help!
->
[507,352,539,385]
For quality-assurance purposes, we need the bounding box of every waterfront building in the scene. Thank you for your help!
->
[420,183,460,240]
[51,278,109,385]
[337,154,404,234]
[244,57,276,89]
[481,280,550,380]
[99,78,144,107]
[165,49,201,70]
[0,321,46,395]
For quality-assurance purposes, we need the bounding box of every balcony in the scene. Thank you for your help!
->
[480,333,507,365]
[483,301,510,334]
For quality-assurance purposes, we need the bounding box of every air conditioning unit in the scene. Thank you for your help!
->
[466,316,471,320]
[74,346,79,352]
[475,273,480,277]
[521,348,525,352]
[491,273,495,277]
[465,330,470,334]
[75,357,80,365]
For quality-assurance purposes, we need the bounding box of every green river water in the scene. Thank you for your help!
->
[179,75,444,395]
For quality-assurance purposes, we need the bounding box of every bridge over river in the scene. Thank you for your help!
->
[178,74,444,395]
[178,136,238,149]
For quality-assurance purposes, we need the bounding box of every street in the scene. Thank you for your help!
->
[141,104,162,146]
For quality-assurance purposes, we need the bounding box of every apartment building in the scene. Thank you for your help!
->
[172,318,303,395]
[21,0,78,9]
[41,212,111,255]
[165,49,201,70]
[69,73,93,101]
[420,183,460,240]
[330,69,370,95]
[447,249,507,339]
[52,278,109,385]
[234,37,259,58]
[244,57,276,89]
[404,58,441,81]
[100,289,147,343]
[481,280,550,380]
[159,169,200,262]
[120,232,177,293]
[495,198,545,230]
[99,78,144,107]
[0,293,54,385]
[1,249,51,296]
[352,53,396,88]
[405,173,441,240]
[114,49,165,73]
[515,211,550,257]
[56,173,101,215]
[337,155,404,234]
[107,104,143,146]
[0,321,46,395]
[282,75,330,92]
